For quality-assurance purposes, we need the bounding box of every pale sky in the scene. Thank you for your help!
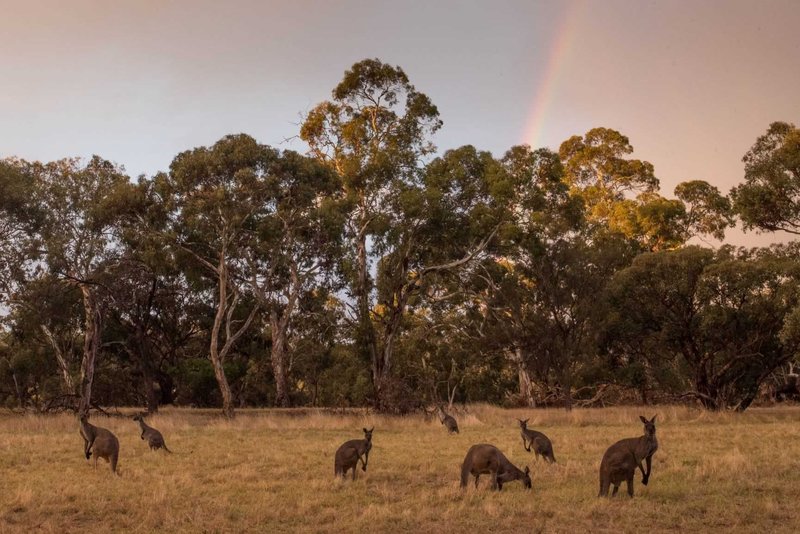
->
[1,0,798,246]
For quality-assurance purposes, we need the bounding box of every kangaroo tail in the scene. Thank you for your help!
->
[163,444,173,454]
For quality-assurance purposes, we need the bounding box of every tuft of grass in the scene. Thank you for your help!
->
[1,405,799,533]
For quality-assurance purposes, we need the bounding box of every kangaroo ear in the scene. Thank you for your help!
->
[524,466,530,475]
[523,418,529,424]
[651,415,657,423]
[639,415,648,424]
[368,426,374,432]
[363,427,368,433]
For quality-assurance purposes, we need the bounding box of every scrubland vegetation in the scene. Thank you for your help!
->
[2,405,800,533]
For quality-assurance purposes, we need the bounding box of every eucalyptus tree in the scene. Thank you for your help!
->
[559,128,659,226]
[607,245,800,410]
[1,156,136,415]
[104,258,193,413]
[558,127,733,250]
[300,59,448,409]
[244,150,344,407]
[4,276,82,396]
[731,121,800,235]
[156,134,275,418]
[0,159,40,305]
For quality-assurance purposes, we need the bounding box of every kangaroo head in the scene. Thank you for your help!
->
[363,427,374,441]
[639,415,657,437]
[522,466,532,489]
[518,418,529,429]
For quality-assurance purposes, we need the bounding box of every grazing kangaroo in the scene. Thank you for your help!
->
[598,415,658,498]
[79,414,120,475]
[460,444,532,491]
[518,419,556,463]
[437,405,459,434]
[334,427,373,480]
[133,414,172,453]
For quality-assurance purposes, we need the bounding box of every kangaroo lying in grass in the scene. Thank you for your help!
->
[518,418,556,463]
[334,427,373,480]
[598,415,658,497]
[460,444,531,491]
[79,414,120,475]
[133,414,172,453]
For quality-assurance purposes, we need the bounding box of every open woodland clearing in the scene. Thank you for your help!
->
[1,405,800,533]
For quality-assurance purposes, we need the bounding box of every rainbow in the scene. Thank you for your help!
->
[522,1,584,150]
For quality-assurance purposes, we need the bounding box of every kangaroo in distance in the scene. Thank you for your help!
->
[334,427,373,480]
[437,405,459,434]
[79,414,120,475]
[598,415,658,498]
[518,419,556,463]
[133,414,172,453]
[460,444,532,491]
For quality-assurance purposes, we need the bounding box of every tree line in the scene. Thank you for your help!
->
[1,59,799,417]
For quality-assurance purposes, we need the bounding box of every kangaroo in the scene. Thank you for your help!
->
[133,414,172,453]
[598,415,658,498]
[518,419,556,463]
[79,414,120,475]
[334,427,373,480]
[460,444,532,491]
[437,405,459,434]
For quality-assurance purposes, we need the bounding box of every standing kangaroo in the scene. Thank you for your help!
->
[460,444,532,491]
[79,415,120,475]
[133,414,172,453]
[598,415,658,497]
[437,405,459,434]
[518,419,556,463]
[334,427,373,480]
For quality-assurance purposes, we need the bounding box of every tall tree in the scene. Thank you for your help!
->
[156,134,274,418]
[559,127,659,227]
[300,59,443,409]
[731,121,800,234]
[3,157,134,415]
[245,151,344,407]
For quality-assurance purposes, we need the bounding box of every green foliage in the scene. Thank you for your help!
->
[606,246,800,410]
[1,61,797,414]
[732,121,800,234]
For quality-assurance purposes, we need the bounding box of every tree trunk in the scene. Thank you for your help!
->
[157,371,174,405]
[269,310,291,408]
[210,256,235,419]
[77,285,101,417]
[511,348,535,407]
[41,325,75,395]
[694,366,718,409]
[355,219,380,407]
[143,366,159,414]
[11,371,24,408]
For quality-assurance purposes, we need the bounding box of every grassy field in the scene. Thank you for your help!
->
[1,405,799,533]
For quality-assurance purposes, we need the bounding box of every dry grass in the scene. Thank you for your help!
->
[1,404,800,533]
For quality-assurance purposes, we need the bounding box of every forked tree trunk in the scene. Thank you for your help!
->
[209,259,259,419]
[210,296,235,419]
[41,325,75,395]
[210,256,236,419]
[77,285,101,417]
